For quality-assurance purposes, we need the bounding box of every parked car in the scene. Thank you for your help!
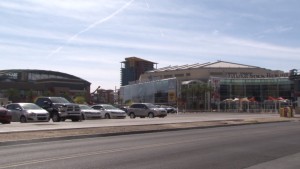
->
[79,104,103,120]
[35,97,81,122]
[0,106,11,124]
[6,103,49,123]
[157,105,177,113]
[127,103,167,118]
[91,104,126,119]
[114,105,129,113]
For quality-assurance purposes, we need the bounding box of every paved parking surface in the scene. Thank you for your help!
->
[0,113,293,133]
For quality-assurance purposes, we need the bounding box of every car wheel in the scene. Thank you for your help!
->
[105,113,111,119]
[129,113,135,119]
[72,117,81,122]
[148,112,154,118]
[20,116,27,123]
[52,113,61,122]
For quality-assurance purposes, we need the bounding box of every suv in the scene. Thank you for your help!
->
[127,103,167,118]
[35,97,81,122]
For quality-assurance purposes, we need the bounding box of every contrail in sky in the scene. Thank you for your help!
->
[48,0,135,57]
[144,0,149,9]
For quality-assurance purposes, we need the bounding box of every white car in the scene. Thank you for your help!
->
[79,104,103,120]
[6,103,50,123]
[91,104,127,119]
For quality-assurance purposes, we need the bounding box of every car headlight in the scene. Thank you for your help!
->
[58,106,67,112]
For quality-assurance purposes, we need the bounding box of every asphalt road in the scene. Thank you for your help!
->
[0,122,300,169]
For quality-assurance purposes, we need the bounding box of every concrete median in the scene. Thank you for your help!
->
[1,113,299,146]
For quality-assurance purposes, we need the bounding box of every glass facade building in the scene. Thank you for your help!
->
[218,78,293,102]
[210,77,293,112]
[121,77,294,112]
[120,78,177,105]
[120,60,295,112]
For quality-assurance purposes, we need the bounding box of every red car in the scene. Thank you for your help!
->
[0,106,11,124]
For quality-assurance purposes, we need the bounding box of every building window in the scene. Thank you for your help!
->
[164,75,173,78]
[175,74,184,77]
[210,72,223,76]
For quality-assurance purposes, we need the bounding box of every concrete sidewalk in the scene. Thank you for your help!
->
[0,113,299,145]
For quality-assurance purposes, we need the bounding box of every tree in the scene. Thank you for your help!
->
[181,82,213,110]
[73,96,86,104]
[5,88,20,102]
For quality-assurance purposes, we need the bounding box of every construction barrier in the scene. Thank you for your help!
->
[279,107,293,118]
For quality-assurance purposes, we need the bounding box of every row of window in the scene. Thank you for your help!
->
[28,73,69,81]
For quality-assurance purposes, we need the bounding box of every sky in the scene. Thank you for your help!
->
[1,0,300,91]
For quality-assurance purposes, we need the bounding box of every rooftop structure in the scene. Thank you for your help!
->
[140,60,287,83]
[148,60,260,73]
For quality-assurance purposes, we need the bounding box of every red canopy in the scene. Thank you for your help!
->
[277,97,285,100]
[249,97,256,102]
[268,96,276,101]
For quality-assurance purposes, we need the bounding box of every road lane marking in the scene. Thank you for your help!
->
[0,137,209,169]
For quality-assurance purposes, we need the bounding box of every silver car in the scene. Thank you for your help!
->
[91,104,126,119]
[79,104,104,120]
[127,103,167,118]
[6,103,50,123]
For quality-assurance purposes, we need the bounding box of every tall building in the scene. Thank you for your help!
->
[121,57,157,86]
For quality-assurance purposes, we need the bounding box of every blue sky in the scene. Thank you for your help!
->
[1,0,300,91]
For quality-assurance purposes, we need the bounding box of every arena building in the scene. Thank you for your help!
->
[139,60,288,82]
[120,60,294,112]
[0,69,91,103]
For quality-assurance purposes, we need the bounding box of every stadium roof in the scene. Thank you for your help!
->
[0,69,91,84]
[147,60,260,73]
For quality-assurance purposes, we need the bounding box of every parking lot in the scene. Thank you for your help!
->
[0,113,289,133]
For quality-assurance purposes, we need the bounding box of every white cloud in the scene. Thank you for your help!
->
[263,26,293,34]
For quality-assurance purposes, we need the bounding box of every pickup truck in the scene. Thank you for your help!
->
[35,97,81,122]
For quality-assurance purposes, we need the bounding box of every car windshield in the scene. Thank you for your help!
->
[145,103,157,108]
[102,105,117,110]
[79,105,93,110]
[20,103,42,110]
[50,97,71,103]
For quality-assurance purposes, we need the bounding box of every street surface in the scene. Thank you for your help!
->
[0,113,289,133]
[0,122,299,169]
